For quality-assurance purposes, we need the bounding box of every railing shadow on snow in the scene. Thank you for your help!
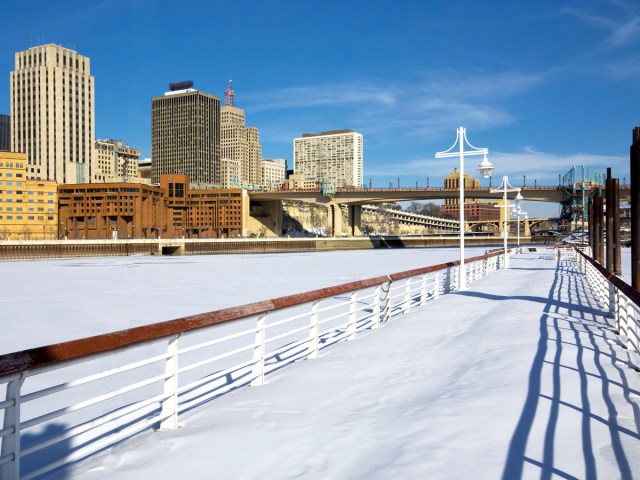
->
[0,249,510,479]
[489,250,640,479]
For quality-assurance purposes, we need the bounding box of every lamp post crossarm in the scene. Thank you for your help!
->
[436,150,486,158]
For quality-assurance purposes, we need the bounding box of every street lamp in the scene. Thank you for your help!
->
[491,176,523,268]
[511,205,528,249]
[436,127,493,290]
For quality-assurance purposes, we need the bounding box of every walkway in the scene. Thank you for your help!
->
[75,251,640,479]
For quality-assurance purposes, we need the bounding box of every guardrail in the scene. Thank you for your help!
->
[576,249,640,356]
[0,249,510,479]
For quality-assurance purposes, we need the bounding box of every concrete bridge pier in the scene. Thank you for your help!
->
[347,205,362,237]
[249,199,283,237]
[327,202,343,237]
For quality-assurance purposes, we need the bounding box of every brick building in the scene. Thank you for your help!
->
[441,168,499,222]
[58,174,248,239]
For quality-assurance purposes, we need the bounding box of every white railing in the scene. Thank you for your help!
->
[0,249,510,479]
[576,249,640,356]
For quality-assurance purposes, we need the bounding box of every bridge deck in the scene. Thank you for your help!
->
[80,252,640,479]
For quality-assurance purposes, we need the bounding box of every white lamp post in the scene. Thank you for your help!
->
[436,127,493,290]
[491,176,523,268]
[511,206,527,249]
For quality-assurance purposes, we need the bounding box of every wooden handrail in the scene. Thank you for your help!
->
[0,250,503,378]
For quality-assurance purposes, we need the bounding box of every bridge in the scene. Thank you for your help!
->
[363,205,552,235]
[249,184,631,236]
[1,247,639,478]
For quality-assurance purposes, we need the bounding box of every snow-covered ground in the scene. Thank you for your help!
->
[63,250,638,479]
[0,246,495,354]
[2,246,638,479]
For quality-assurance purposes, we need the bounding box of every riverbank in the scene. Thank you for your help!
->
[0,235,534,260]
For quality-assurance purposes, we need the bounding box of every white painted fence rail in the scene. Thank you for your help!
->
[0,249,510,479]
[576,248,640,359]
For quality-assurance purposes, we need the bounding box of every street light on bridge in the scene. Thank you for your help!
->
[491,176,523,268]
[436,127,494,290]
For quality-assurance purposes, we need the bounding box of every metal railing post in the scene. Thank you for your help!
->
[307,300,320,359]
[251,313,268,386]
[382,281,392,323]
[158,335,180,431]
[404,279,412,314]
[1,375,25,480]
[347,291,358,340]
[420,274,428,306]
[372,285,382,329]
[608,282,617,318]
[628,302,639,353]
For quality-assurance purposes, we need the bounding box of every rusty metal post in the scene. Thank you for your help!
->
[591,194,600,261]
[613,178,622,275]
[598,192,606,263]
[606,169,614,272]
[632,128,640,289]
[589,198,596,258]
[593,192,603,263]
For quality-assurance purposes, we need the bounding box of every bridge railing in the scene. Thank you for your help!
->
[0,249,511,479]
[576,249,640,356]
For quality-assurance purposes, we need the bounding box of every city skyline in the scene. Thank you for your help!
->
[1,0,638,217]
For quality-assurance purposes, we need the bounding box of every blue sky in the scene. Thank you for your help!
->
[1,0,638,216]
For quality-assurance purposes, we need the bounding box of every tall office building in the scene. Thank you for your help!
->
[10,44,95,183]
[0,114,10,151]
[293,130,363,188]
[151,81,220,185]
[220,83,262,187]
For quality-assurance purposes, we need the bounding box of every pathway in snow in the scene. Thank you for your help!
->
[74,252,640,479]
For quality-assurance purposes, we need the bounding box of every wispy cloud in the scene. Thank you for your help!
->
[562,6,640,49]
[244,84,396,112]
[246,70,544,143]
[606,16,640,47]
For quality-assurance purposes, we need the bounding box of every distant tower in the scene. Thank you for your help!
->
[151,81,221,185]
[11,44,96,183]
[221,81,263,186]
[225,80,235,107]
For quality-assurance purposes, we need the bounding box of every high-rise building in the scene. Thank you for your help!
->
[220,99,262,187]
[151,81,220,185]
[261,158,287,189]
[0,114,10,151]
[11,44,95,183]
[293,130,363,189]
[94,139,145,183]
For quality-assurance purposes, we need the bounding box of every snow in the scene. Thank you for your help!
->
[3,246,640,479]
[0,246,492,354]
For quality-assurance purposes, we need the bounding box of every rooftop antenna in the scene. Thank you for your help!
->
[225,80,235,106]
